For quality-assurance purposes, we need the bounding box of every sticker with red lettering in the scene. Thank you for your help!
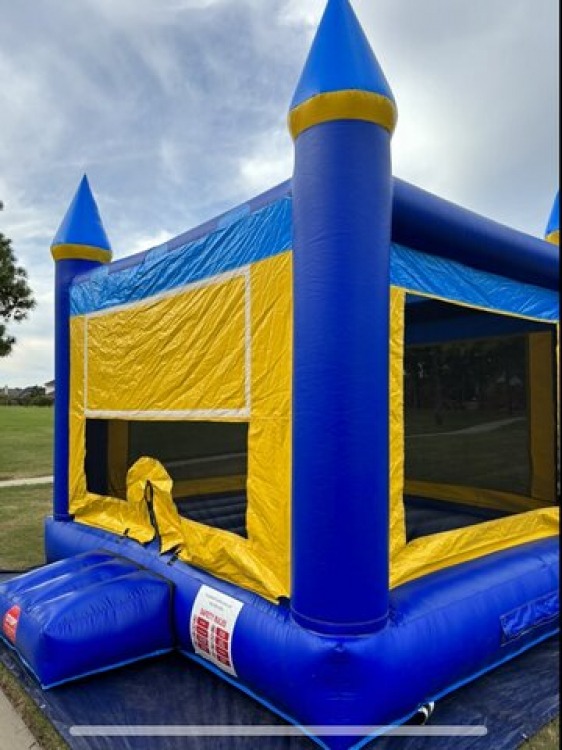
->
[2,605,21,644]
[190,585,243,677]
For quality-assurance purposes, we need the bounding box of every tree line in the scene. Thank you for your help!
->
[1,199,35,357]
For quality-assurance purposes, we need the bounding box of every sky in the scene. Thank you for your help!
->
[0,0,559,387]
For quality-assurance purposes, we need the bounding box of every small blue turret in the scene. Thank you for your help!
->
[545,191,559,245]
[51,176,112,520]
[289,0,396,635]
[51,175,112,262]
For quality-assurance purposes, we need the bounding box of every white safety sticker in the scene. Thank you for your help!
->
[190,585,244,677]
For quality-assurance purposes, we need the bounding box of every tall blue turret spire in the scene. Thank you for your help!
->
[51,175,112,262]
[50,176,112,521]
[545,191,559,245]
[289,0,396,636]
[289,0,397,140]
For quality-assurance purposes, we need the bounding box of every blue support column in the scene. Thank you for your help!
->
[51,176,112,521]
[289,0,397,635]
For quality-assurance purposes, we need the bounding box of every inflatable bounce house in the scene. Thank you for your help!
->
[1,1,559,747]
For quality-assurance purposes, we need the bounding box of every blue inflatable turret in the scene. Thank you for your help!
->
[545,191,559,245]
[51,176,112,520]
[289,0,397,635]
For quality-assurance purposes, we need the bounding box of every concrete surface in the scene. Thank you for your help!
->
[0,477,52,489]
[0,689,39,749]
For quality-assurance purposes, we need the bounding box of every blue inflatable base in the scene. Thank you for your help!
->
[35,517,558,750]
[0,610,558,750]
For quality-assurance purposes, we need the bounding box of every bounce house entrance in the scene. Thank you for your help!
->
[402,295,558,543]
[85,420,250,538]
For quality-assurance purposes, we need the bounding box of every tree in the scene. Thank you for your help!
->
[0,200,36,356]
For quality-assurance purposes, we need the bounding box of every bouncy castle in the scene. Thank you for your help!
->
[1,1,559,747]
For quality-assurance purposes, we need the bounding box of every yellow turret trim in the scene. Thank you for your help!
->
[289,89,397,141]
[51,244,112,263]
[545,230,559,245]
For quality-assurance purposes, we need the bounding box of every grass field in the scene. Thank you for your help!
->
[0,485,52,570]
[0,406,53,480]
[524,719,560,750]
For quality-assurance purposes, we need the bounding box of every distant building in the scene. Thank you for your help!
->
[0,384,52,405]
[44,380,55,396]
[2,385,22,400]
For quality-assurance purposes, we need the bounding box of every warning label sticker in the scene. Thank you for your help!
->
[190,585,243,677]
[2,605,21,644]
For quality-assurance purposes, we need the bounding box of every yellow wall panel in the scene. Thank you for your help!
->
[174,253,293,601]
[69,254,293,602]
[173,253,293,600]
[389,287,407,561]
[86,274,247,414]
[69,316,87,512]
[246,253,292,593]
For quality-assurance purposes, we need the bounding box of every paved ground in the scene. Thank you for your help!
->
[0,690,38,750]
[0,477,52,489]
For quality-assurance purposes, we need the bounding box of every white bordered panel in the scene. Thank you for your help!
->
[84,266,252,420]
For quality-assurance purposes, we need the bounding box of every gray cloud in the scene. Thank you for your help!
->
[0,0,558,386]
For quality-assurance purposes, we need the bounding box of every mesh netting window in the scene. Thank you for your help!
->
[404,297,555,497]
[85,420,249,537]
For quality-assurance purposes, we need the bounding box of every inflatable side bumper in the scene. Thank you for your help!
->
[0,551,174,688]
[44,519,559,749]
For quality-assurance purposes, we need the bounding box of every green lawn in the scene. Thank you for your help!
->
[524,718,560,750]
[0,406,53,480]
[0,485,51,570]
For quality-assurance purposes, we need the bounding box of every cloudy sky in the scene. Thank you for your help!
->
[0,0,559,387]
